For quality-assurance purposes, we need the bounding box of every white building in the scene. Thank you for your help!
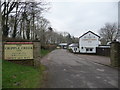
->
[79,31,100,53]
[68,43,79,53]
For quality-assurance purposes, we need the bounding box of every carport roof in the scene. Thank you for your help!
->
[69,43,78,47]
[59,43,68,46]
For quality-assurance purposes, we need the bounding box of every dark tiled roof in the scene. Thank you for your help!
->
[79,31,100,38]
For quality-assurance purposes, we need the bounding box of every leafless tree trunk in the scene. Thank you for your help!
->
[12,2,19,38]
[1,1,51,40]
[26,20,30,39]
[2,1,17,37]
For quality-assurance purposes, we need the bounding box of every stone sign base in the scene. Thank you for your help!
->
[6,59,34,66]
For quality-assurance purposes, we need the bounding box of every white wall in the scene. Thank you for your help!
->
[71,47,79,53]
[79,32,99,53]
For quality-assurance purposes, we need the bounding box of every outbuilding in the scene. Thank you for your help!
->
[79,31,100,53]
[58,43,68,49]
[68,43,79,53]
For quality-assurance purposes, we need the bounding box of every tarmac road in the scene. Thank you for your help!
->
[41,49,119,88]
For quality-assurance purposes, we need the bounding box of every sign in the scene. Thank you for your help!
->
[82,39,97,41]
[4,42,33,60]
[82,36,97,41]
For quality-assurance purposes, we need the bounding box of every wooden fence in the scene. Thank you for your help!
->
[96,47,110,57]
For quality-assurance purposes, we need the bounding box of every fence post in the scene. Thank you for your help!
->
[110,41,120,67]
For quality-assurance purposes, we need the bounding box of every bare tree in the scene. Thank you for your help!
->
[12,2,19,38]
[99,23,119,45]
[66,33,72,45]
[1,0,18,37]
[38,17,50,46]
[0,0,2,36]
[1,0,50,40]
[117,24,120,41]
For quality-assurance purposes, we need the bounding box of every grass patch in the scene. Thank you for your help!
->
[0,60,2,89]
[40,49,50,57]
[2,60,46,88]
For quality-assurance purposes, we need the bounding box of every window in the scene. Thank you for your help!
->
[81,47,83,49]
[86,48,93,51]
[74,48,76,51]
[86,48,89,51]
[90,48,93,51]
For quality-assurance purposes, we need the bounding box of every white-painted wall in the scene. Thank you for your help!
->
[79,32,99,53]
[71,47,79,53]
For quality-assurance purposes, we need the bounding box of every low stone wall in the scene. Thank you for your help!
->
[6,60,34,66]
[110,41,120,67]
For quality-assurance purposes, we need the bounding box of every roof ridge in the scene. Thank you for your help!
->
[79,31,100,38]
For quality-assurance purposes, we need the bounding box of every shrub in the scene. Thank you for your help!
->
[41,44,57,51]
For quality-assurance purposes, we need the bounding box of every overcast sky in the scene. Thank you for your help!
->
[43,0,118,37]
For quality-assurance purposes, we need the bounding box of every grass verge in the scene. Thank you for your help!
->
[0,60,2,89]
[2,60,46,88]
[40,49,50,57]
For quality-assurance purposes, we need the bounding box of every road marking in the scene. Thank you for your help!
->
[96,76,101,79]
[104,80,107,82]
[93,62,102,66]
[96,68,104,72]
[63,69,67,71]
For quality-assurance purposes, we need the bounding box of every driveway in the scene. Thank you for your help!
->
[76,54,110,66]
[41,49,119,88]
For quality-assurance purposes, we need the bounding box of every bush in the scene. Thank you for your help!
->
[68,48,73,53]
[40,49,50,57]
[41,44,57,51]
